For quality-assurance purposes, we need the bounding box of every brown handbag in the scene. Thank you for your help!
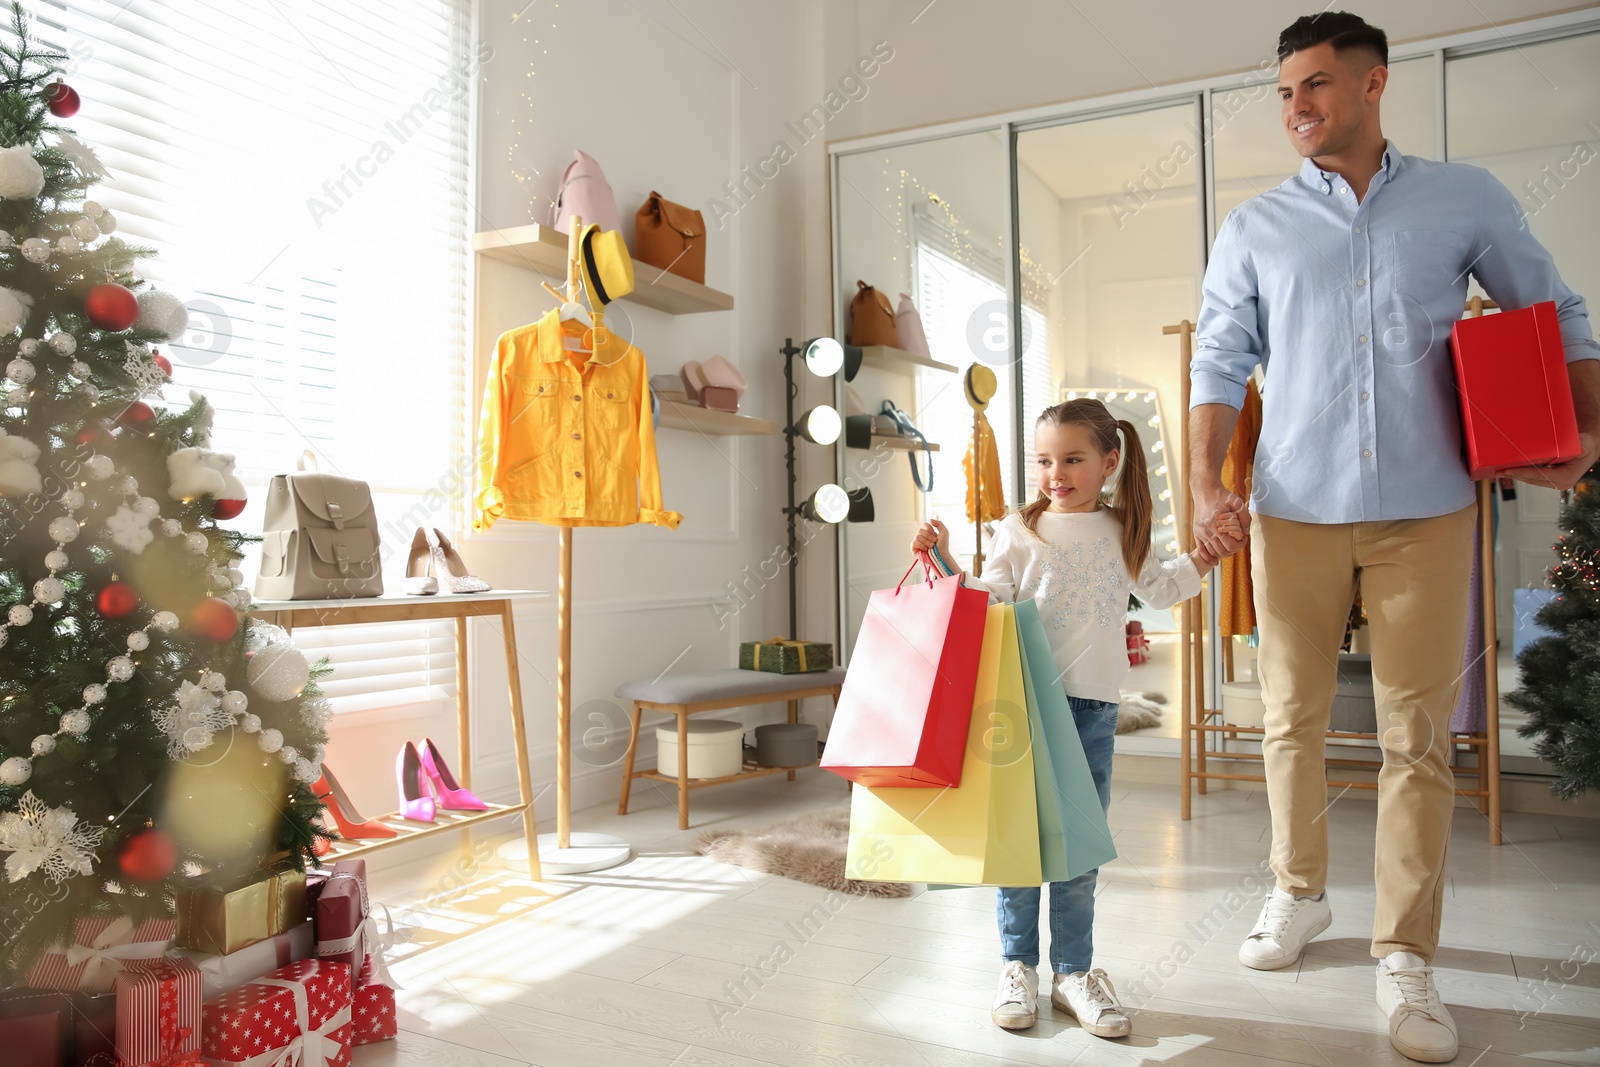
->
[634,191,706,284]
[849,281,901,348]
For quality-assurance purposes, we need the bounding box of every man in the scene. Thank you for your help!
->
[1188,12,1600,1064]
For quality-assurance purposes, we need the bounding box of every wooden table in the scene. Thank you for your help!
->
[252,590,550,873]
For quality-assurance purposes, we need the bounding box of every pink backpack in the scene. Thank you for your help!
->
[549,150,621,235]
[896,293,931,359]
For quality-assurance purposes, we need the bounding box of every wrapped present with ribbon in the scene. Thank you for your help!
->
[738,636,834,674]
[0,987,73,1067]
[350,956,396,1047]
[314,860,398,998]
[25,916,175,993]
[112,958,203,1067]
[199,959,352,1067]
[173,919,314,999]
[175,869,306,955]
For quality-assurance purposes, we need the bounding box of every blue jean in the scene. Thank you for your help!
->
[997,696,1117,975]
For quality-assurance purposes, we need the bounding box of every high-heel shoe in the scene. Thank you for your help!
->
[403,528,438,596]
[396,741,436,823]
[427,528,490,594]
[312,766,398,839]
[419,737,488,811]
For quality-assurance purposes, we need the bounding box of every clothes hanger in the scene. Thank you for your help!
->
[540,280,592,351]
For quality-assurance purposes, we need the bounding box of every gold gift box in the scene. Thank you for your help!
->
[174,869,307,955]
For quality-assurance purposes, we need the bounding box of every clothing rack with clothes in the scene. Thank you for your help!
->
[1168,311,1503,844]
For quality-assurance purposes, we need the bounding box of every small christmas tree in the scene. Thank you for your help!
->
[1507,460,1600,799]
[0,4,331,978]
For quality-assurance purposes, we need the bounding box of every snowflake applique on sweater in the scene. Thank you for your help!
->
[1025,535,1123,630]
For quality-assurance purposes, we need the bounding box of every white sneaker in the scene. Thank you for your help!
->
[1377,952,1459,1063]
[991,960,1038,1030]
[1239,887,1332,970]
[1051,969,1132,1038]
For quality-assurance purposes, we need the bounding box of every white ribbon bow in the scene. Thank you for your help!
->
[242,975,351,1067]
[62,917,168,988]
[315,872,400,991]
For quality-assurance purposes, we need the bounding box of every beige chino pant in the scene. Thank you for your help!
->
[1250,504,1477,960]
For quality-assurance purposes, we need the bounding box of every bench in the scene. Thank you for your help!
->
[616,667,846,829]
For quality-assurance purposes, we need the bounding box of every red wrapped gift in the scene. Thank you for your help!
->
[26,916,175,993]
[350,958,396,1047]
[0,988,72,1067]
[200,979,295,1066]
[314,861,370,996]
[175,919,314,999]
[200,959,352,1067]
[113,958,202,1067]
[1450,300,1582,479]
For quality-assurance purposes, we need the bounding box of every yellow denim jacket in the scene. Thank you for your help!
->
[475,308,681,530]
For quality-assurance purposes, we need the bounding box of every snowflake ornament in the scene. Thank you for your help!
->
[123,344,169,397]
[106,504,155,554]
[0,790,105,884]
[153,679,236,758]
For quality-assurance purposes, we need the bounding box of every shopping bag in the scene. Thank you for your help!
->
[821,553,988,787]
[1015,600,1117,883]
[844,603,1043,886]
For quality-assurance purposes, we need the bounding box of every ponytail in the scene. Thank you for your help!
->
[1112,419,1153,577]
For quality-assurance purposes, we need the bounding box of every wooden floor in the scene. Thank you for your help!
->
[354,764,1600,1067]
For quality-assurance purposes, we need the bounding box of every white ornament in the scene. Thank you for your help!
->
[75,382,99,402]
[0,287,33,334]
[106,656,134,682]
[82,683,106,705]
[47,516,79,543]
[19,238,50,263]
[0,790,105,884]
[278,745,297,765]
[81,200,104,219]
[227,589,252,611]
[69,360,88,377]
[201,670,226,693]
[30,735,55,757]
[210,570,231,590]
[0,146,45,199]
[123,347,167,396]
[54,236,79,255]
[153,679,233,757]
[184,532,207,554]
[166,448,245,502]
[257,728,283,754]
[60,489,83,510]
[5,358,33,385]
[126,631,149,652]
[150,610,179,631]
[59,710,90,735]
[16,339,37,356]
[0,757,31,786]
[292,759,318,783]
[106,504,154,554]
[33,577,64,604]
[83,455,114,480]
[7,386,28,404]
[115,474,138,495]
[133,496,160,519]
[135,291,188,340]
[43,550,67,571]
[246,644,310,702]
[220,690,247,715]
[160,519,182,537]
[226,568,244,586]
[0,230,10,247]
[0,432,41,496]
[48,332,75,356]
[8,605,31,626]
[239,713,261,733]
[97,211,117,234]
[70,217,98,242]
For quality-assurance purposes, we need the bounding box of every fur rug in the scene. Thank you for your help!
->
[697,808,912,898]
[1117,690,1167,733]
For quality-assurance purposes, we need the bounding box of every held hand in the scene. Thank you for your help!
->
[1191,485,1249,562]
[1499,431,1600,492]
[909,518,951,558]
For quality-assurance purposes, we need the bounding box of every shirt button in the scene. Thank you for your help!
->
[1354,226,1364,234]
[573,394,581,402]
[1363,449,1372,458]
[1339,187,1347,195]
[572,432,581,440]
[1356,278,1367,287]
[1358,334,1368,344]
[1361,391,1370,400]
[574,471,583,479]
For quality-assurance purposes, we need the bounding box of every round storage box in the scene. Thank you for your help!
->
[656,719,745,779]
[754,722,819,768]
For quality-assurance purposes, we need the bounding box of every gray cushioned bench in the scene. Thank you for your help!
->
[615,667,846,829]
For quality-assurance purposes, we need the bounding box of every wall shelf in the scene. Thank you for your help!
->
[474,224,734,315]
[850,433,940,452]
[659,401,777,436]
[859,344,958,375]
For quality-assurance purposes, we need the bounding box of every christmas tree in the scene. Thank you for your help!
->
[0,4,331,979]
[1507,461,1600,799]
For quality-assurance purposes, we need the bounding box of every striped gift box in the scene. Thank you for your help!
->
[113,958,202,1066]
[26,916,175,992]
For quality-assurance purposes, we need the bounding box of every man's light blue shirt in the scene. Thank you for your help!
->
[1191,140,1600,524]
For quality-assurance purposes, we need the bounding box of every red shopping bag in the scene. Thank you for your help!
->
[821,552,989,787]
[1450,301,1581,479]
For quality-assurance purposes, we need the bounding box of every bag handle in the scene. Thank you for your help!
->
[297,450,317,472]
[880,401,933,493]
[894,550,936,595]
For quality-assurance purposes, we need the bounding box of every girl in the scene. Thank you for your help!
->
[911,398,1238,1040]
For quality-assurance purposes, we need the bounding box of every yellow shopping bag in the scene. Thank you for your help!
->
[845,603,1042,886]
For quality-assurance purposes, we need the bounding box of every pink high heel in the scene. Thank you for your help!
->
[396,741,436,823]
[419,737,488,811]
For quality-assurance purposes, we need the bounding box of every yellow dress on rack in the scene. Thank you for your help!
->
[964,411,1005,524]
[1219,379,1262,636]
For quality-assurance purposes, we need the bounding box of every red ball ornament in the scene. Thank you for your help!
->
[116,400,155,429]
[185,597,238,642]
[211,497,246,521]
[84,283,139,332]
[152,351,172,377]
[75,421,111,447]
[118,828,178,883]
[96,580,138,618]
[45,80,80,118]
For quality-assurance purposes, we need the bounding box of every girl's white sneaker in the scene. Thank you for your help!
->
[991,960,1038,1029]
[1052,968,1132,1038]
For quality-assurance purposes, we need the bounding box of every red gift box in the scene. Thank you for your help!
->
[27,916,175,993]
[350,958,396,1047]
[0,988,72,1067]
[200,959,352,1067]
[314,861,369,997]
[114,958,202,1067]
[1450,300,1582,479]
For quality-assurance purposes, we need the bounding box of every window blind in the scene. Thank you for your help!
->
[18,0,474,713]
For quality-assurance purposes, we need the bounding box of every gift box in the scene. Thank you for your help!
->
[738,636,834,674]
[175,869,306,955]
[1450,300,1582,479]
[0,987,72,1067]
[200,960,351,1067]
[114,958,202,1067]
[71,989,118,1066]
[1126,621,1149,666]
[314,861,370,997]
[350,957,395,1047]
[173,919,314,999]
[26,916,175,993]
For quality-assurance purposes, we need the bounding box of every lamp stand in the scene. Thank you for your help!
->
[782,338,802,641]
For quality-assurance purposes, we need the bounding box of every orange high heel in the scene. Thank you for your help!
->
[311,766,398,839]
